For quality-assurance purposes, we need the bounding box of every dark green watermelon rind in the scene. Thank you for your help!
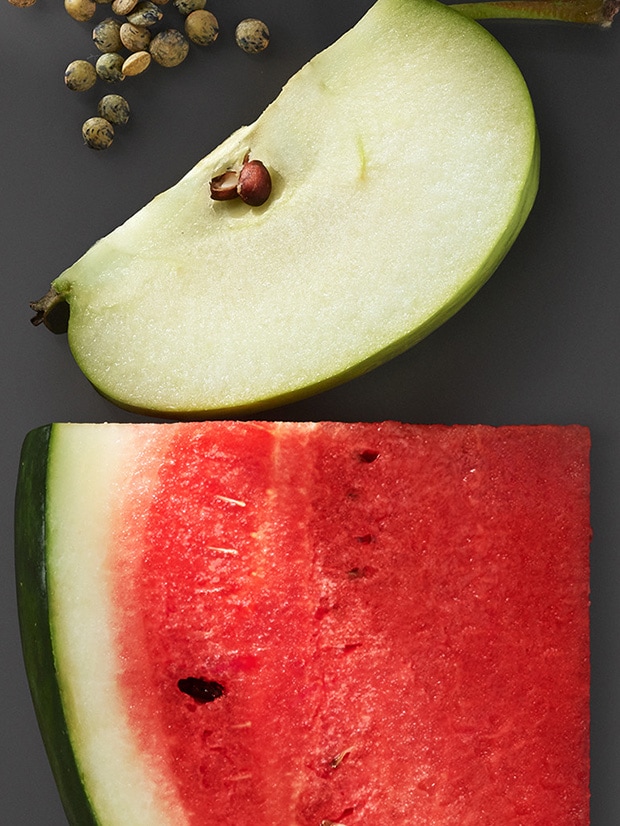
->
[15,424,100,826]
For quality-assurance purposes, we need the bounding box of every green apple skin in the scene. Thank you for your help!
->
[51,0,539,418]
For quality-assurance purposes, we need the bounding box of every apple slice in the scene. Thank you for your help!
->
[34,0,539,416]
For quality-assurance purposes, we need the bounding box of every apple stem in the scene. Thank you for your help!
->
[450,0,619,26]
[30,286,69,334]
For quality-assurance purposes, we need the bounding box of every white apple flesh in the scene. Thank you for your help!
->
[50,0,539,416]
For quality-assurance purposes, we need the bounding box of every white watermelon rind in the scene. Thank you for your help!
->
[15,424,100,826]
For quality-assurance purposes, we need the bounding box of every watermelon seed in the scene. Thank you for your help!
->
[206,545,239,555]
[330,747,352,768]
[177,677,225,703]
[358,449,379,462]
[355,533,374,543]
[214,494,247,507]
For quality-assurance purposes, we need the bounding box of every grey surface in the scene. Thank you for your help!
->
[1,1,618,823]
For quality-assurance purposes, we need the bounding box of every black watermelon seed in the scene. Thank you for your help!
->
[178,677,225,703]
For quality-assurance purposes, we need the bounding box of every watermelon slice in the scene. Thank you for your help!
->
[15,421,591,825]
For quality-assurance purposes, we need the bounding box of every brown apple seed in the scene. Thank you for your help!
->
[237,159,272,206]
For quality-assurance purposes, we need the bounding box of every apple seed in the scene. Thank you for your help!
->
[210,156,272,206]
[237,159,272,206]
[209,170,240,201]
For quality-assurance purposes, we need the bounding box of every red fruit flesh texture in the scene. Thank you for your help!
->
[110,422,590,825]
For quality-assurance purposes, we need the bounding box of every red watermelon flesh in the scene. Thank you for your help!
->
[107,422,590,825]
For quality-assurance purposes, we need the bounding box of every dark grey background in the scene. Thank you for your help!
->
[1,1,618,823]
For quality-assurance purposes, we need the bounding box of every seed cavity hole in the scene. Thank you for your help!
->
[347,565,376,579]
[358,449,379,463]
[321,808,355,826]
[178,677,225,703]
[314,601,332,620]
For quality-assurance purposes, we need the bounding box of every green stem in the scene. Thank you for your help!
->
[450,0,619,26]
